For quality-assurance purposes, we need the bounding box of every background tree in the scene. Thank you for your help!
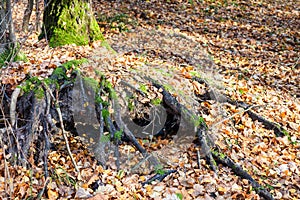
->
[40,0,104,47]
[0,0,17,66]
[22,0,41,32]
[22,0,33,31]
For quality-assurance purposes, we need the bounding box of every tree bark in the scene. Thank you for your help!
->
[0,1,7,53]
[35,0,40,31]
[0,0,18,66]
[41,0,104,47]
[6,0,16,44]
[22,0,34,32]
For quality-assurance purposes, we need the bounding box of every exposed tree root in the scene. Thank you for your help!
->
[113,98,161,169]
[212,150,274,200]
[0,66,283,199]
[193,77,287,137]
[149,78,277,199]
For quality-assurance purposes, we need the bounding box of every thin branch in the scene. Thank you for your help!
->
[292,56,299,69]
[211,104,262,129]
[44,84,79,172]
[0,109,13,197]
[37,177,50,200]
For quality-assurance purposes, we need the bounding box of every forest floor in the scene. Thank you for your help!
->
[0,0,299,199]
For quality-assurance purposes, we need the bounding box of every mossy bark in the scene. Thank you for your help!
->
[41,0,104,47]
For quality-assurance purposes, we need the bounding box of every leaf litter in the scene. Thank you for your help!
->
[0,0,299,199]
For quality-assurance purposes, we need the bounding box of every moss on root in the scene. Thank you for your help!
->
[62,58,89,70]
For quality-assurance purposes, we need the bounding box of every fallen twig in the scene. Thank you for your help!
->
[142,169,177,186]
[211,104,261,129]
[37,177,50,200]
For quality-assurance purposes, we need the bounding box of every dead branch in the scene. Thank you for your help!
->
[10,87,20,127]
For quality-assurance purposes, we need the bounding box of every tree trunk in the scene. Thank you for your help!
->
[6,0,16,44]
[0,1,7,53]
[35,0,40,31]
[41,0,104,47]
[22,0,34,32]
[0,0,18,67]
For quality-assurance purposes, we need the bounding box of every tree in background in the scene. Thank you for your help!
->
[40,0,104,47]
[0,0,18,67]
[22,0,41,32]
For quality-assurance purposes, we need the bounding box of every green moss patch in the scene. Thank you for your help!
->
[49,0,104,47]
[0,45,28,68]
[62,58,88,70]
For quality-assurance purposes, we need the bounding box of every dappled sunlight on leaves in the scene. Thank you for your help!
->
[0,0,299,199]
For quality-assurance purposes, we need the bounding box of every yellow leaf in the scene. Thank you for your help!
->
[23,176,30,182]
[139,176,146,182]
[289,188,296,193]
[145,185,152,192]
[116,186,125,192]
[82,183,89,189]
[47,189,59,200]
[217,186,227,194]
[202,178,211,183]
